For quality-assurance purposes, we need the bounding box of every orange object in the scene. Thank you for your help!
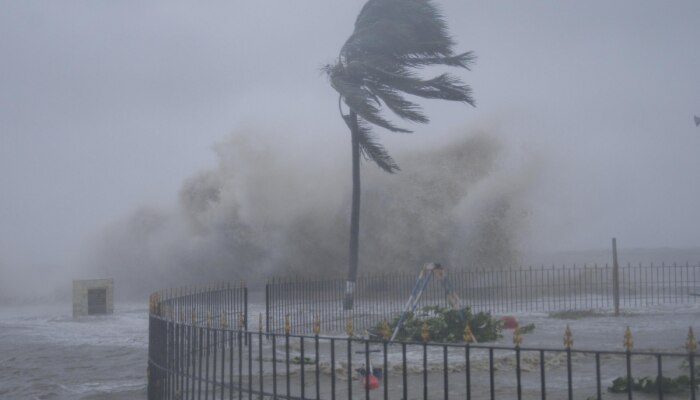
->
[362,374,380,390]
[501,316,518,329]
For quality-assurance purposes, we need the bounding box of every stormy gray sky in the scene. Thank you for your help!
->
[1,1,699,287]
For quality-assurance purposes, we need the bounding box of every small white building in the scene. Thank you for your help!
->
[73,278,114,317]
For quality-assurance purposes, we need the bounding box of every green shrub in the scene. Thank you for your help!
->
[608,375,693,394]
[379,306,503,343]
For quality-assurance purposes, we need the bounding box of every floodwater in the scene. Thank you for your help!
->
[0,301,698,399]
[0,303,148,400]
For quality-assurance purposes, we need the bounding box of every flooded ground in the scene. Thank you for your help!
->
[0,300,697,399]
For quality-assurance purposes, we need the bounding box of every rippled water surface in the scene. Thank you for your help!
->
[0,303,148,400]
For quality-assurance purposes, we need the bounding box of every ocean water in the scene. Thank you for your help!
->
[0,303,148,400]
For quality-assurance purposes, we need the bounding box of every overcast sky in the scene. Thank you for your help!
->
[1,1,699,279]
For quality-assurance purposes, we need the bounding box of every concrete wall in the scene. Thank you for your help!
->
[72,278,114,317]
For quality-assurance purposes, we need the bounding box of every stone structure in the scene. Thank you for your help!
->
[73,278,114,317]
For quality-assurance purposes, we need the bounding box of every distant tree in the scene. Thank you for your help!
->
[324,0,476,309]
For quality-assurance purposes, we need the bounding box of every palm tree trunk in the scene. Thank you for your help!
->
[344,110,361,310]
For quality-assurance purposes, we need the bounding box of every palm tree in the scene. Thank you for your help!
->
[324,0,476,310]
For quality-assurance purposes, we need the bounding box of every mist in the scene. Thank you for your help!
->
[80,127,536,299]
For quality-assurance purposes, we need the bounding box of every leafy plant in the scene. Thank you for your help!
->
[379,306,502,343]
[608,375,693,394]
[292,356,315,365]
[518,322,536,334]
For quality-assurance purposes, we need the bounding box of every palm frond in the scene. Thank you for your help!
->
[360,63,476,106]
[327,63,411,133]
[403,51,477,69]
[345,115,400,173]
[365,82,429,123]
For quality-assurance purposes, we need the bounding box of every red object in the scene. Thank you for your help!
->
[362,374,380,390]
[501,316,518,329]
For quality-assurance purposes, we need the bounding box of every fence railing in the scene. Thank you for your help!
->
[148,285,700,400]
[266,263,700,334]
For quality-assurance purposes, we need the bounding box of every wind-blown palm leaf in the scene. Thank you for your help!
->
[343,115,400,173]
[325,63,412,133]
[365,82,429,123]
[349,0,455,58]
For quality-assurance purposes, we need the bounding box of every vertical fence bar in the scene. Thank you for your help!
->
[489,348,495,400]
[443,345,449,400]
[365,340,370,400]
[595,352,602,400]
[540,349,546,400]
[315,334,320,400]
[301,337,306,400]
[192,323,197,400]
[625,350,633,400]
[331,338,336,400]
[690,352,696,400]
[285,332,290,399]
[657,355,664,400]
[237,330,242,400]
[347,338,353,400]
[247,332,252,400]
[272,335,277,399]
[383,340,388,400]
[258,329,263,400]
[566,347,573,400]
[212,327,217,400]
[613,238,620,315]
[465,344,471,400]
[402,342,408,400]
[198,327,203,400]
[515,347,522,400]
[423,342,428,400]
[220,327,225,400]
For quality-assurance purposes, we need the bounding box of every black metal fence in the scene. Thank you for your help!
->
[148,282,247,400]
[148,283,700,400]
[267,263,700,334]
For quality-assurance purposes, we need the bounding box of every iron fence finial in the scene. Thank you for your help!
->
[624,326,634,351]
[513,327,523,347]
[564,325,573,349]
[463,324,475,343]
[313,315,321,336]
[421,320,430,342]
[381,319,389,340]
[687,326,697,353]
[258,313,263,333]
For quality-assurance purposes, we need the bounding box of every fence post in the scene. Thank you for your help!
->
[612,238,620,316]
